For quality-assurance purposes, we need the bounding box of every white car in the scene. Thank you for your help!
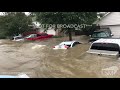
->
[53,41,81,50]
[12,34,36,41]
[12,36,24,41]
[87,38,120,57]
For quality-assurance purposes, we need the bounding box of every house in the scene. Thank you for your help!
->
[31,21,58,36]
[94,12,120,38]
[39,28,68,36]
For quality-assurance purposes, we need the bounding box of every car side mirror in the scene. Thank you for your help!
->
[111,34,114,36]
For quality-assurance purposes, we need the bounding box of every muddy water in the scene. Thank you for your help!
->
[0,36,120,78]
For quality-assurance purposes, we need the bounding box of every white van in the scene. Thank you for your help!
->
[87,39,120,57]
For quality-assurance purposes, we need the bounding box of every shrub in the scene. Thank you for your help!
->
[52,36,63,38]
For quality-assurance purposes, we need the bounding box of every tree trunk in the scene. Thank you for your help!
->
[68,29,72,41]
[54,24,57,31]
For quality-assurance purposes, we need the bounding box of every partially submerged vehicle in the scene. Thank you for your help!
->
[12,36,24,41]
[12,33,53,41]
[53,41,81,50]
[89,27,113,42]
[87,38,120,58]
[24,33,53,41]
[12,34,24,41]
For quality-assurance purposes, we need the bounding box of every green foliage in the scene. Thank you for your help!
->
[52,35,63,38]
[0,12,32,38]
[32,12,97,40]
[34,12,97,25]
[0,32,6,39]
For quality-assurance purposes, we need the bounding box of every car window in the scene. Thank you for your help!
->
[15,37,22,39]
[66,45,71,47]
[75,42,80,44]
[72,42,80,47]
[99,32,105,37]
[37,34,41,37]
[17,37,22,39]
[100,32,109,37]
[105,32,110,37]
[25,34,36,38]
[91,43,119,52]
[29,35,35,38]
[91,33,97,37]
[41,33,48,36]
[92,32,110,38]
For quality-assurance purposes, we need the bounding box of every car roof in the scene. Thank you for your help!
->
[27,33,48,35]
[94,30,107,33]
[94,29,110,32]
[93,38,120,46]
[30,34,37,35]
[60,41,78,45]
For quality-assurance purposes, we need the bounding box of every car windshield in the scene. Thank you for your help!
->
[65,45,71,47]
[41,33,48,36]
[59,43,71,47]
[14,37,22,39]
[91,43,119,52]
[25,34,36,38]
[91,32,110,38]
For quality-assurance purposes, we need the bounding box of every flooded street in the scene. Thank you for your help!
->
[1,36,120,78]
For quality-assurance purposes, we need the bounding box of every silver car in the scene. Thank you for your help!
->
[87,38,120,58]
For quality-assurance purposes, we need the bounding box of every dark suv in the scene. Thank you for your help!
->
[89,28,113,42]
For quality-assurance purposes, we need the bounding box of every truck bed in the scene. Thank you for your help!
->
[87,49,119,58]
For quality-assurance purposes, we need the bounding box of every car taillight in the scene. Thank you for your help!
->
[64,45,68,48]
[53,46,55,48]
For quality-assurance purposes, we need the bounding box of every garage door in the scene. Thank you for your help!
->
[109,26,120,38]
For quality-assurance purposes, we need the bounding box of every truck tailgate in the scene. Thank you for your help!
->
[87,49,119,57]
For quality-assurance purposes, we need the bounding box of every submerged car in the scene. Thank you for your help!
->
[53,41,81,50]
[12,35,24,41]
[25,33,53,41]
[87,38,120,58]
[12,34,24,41]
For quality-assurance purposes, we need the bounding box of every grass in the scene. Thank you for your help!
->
[52,36,63,38]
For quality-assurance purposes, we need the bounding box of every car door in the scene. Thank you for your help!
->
[72,42,80,47]
[41,34,49,39]
[25,34,36,40]
[36,34,42,40]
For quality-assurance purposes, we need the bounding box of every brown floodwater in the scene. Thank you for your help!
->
[0,36,120,78]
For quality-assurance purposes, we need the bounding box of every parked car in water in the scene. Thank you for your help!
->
[89,28,113,42]
[12,34,24,41]
[12,33,53,41]
[24,33,53,41]
[53,41,81,50]
[87,38,120,58]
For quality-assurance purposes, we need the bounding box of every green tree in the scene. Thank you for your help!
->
[0,12,32,38]
[33,12,97,41]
